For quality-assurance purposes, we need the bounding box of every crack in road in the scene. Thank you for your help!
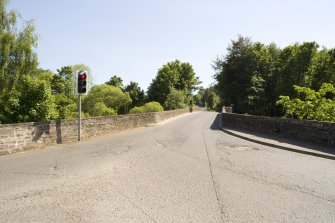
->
[110,184,159,223]
[201,126,225,223]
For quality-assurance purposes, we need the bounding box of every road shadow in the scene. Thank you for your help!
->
[224,127,335,160]
[214,113,335,160]
[210,113,222,131]
[56,120,62,144]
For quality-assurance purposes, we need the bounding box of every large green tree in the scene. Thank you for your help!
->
[0,0,39,94]
[82,84,131,116]
[0,69,56,123]
[164,89,187,110]
[105,75,124,89]
[124,81,145,107]
[0,0,59,123]
[310,48,335,90]
[147,60,200,107]
[213,36,278,115]
[213,36,333,117]
[277,42,319,97]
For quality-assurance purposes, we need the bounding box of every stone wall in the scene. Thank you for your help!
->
[221,113,335,146]
[0,108,199,155]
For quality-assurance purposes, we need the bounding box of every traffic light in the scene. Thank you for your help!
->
[77,71,88,95]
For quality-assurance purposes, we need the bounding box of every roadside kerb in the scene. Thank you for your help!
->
[221,126,335,161]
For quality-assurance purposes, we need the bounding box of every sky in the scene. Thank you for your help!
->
[8,0,335,91]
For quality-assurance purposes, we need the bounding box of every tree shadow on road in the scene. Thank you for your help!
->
[212,113,335,160]
[210,113,222,131]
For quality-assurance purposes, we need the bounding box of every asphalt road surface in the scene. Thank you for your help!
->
[0,112,334,223]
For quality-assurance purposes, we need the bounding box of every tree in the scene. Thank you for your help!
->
[164,89,187,110]
[0,1,59,123]
[0,70,56,123]
[0,0,39,94]
[206,91,220,111]
[277,42,319,97]
[311,48,335,90]
[213,36,254,113]
[53,94,77,120]
[193,87,206,107]
[147,60,200,106]
[214,36,279,115]
[55,66,75,96]
[82,84,131,116]
[50,64,93,120]
[53,64,93,97]
[276,83,335,122]
[105,75,124,89]
[124,81,145,107]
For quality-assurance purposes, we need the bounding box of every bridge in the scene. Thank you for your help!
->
[0,111,334,222]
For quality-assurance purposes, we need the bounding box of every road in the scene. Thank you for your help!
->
[0,112,334,223]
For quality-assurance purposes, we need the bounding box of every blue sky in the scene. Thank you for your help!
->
[8,0,335,91]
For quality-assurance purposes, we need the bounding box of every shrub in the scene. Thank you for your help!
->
[143,102,164,112]
[129,101,164,114]
[129,106,145,114]
[89,102,116,116]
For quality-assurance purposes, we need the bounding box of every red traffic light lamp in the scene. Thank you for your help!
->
[80,73,86,79]
[77,71,88,95]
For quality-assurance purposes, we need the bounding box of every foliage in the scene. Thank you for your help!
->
[82,84,131,116]
[129,101,164,114]
[164,89,187,110]
[89,102,116,117]
[50,64,93,119]
[147,60,200,106]
[105,75,123,89]
[214,36,335,117]
[54,66,75,96]
[0,0,58,124]
[193,87,206,107]
[0,70,56,123]
[276,42,319,97]
[128,106,145,114]
[193,86,220,110]
[276,83,335,122]
[143,102,164,112]
[206,91,220,111]
[52,64,93,97]
[53,94,77,119]
[0,1,39,94]
[124,81,145,107]
[213,36,279,115]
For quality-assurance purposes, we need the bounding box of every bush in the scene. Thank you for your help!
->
[89,102,116,116]
[129,106,145,114]
[129,101,164,114]
[276,83,335,121]
[143,102,164,112]
[82,84,131,115]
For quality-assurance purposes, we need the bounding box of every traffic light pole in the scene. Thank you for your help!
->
[77,70,88,142]
[78,95,81,141]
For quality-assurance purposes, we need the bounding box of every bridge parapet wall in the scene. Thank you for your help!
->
[0,108,200,155]
[221,113,335,147]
